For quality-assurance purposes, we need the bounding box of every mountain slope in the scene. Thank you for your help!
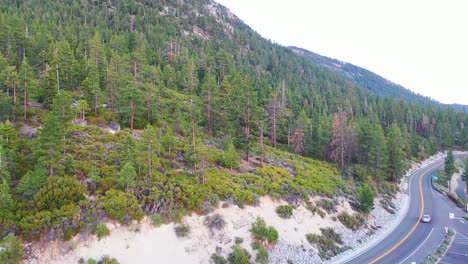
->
[289,46,443,106]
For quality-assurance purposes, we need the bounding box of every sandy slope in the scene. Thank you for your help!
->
[27,153,452,264]
[29,196,344,264]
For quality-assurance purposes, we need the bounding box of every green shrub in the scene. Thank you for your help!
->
[228,245,251,264]
[174,223,190,238]
[306,228,344,260]
[338,211,364,230]
[151,214,164,227]
[95,223,110,240]
[97,189,144,224]
[276,205,294,219]
[99,255,120,264]
[250,217,279,243]
[86,259,98,264]
[349,165,372,182]
[321,227,343,244]
[234,237,244,244]
[316,199,337,214]
[211,254,228,264]
[0,234,24,264]
[267,227,279,242]
[306,233,319,244]
[255,244,269,264]
[357,184,374,213]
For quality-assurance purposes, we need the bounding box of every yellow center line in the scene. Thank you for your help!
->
[369,163,439,264]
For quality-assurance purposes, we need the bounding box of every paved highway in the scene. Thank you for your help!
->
[341,157,468,264]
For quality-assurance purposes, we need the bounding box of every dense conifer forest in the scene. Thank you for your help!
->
[0,0,467,256]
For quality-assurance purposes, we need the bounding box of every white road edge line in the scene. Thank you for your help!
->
[398,227,434,264]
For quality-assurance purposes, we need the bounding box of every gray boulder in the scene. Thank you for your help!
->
[109,121,121,131]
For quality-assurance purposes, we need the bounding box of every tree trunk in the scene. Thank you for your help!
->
[245,124,250,162]
[130,100,135,130]
[56,64,60,94]
[23,87,27,121]
[13,80,16,104]
[148,143,153,179]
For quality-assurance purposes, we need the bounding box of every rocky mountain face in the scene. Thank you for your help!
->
[290,46,468,112]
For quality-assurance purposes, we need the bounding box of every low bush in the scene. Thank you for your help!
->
[250,217,279,243]
[151,214,164,227]
[99,255,120,264]
[95,223,110,240]
[234,237,244,244]
[306,228,344,260]
[276,205,294,219]
[86,259,98,264]
[306,233,319,244]
[321,227,343,244]
[228,245,251,264]
[97,189,144,224]
[0,234,24,264]
[338,211,365,230]
[174,224,190,238]
[267,226,279,242]
[255,244,269,264]
[211,254,228,264]
[204,214,226,231]
[316,199,337,214]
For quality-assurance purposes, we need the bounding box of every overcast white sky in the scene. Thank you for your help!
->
[215,0,468,105]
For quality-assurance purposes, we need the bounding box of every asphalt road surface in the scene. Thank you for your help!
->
[342,157,468,264]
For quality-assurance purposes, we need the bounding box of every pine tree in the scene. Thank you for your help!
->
[357,183,374,213]
[444,150,455,181]
[161,127,177,161]
[17,165,47,198]
[387,124,404,182]
[0,180,13,211]
[76,100,90,121]
[236,76,258,162]
[88,165,101,194]
[331,110,347,167]
[119,162,137,192]
[35,113,64,175]
[368,123,387,180]
[269,92,280,147]
[224,142,239,171]
[136,124,162,181]
[0,121,19,182]
[290,128,305,155]
[0,146,11,183]
[200,74,219,136]
[19,58,35,120]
